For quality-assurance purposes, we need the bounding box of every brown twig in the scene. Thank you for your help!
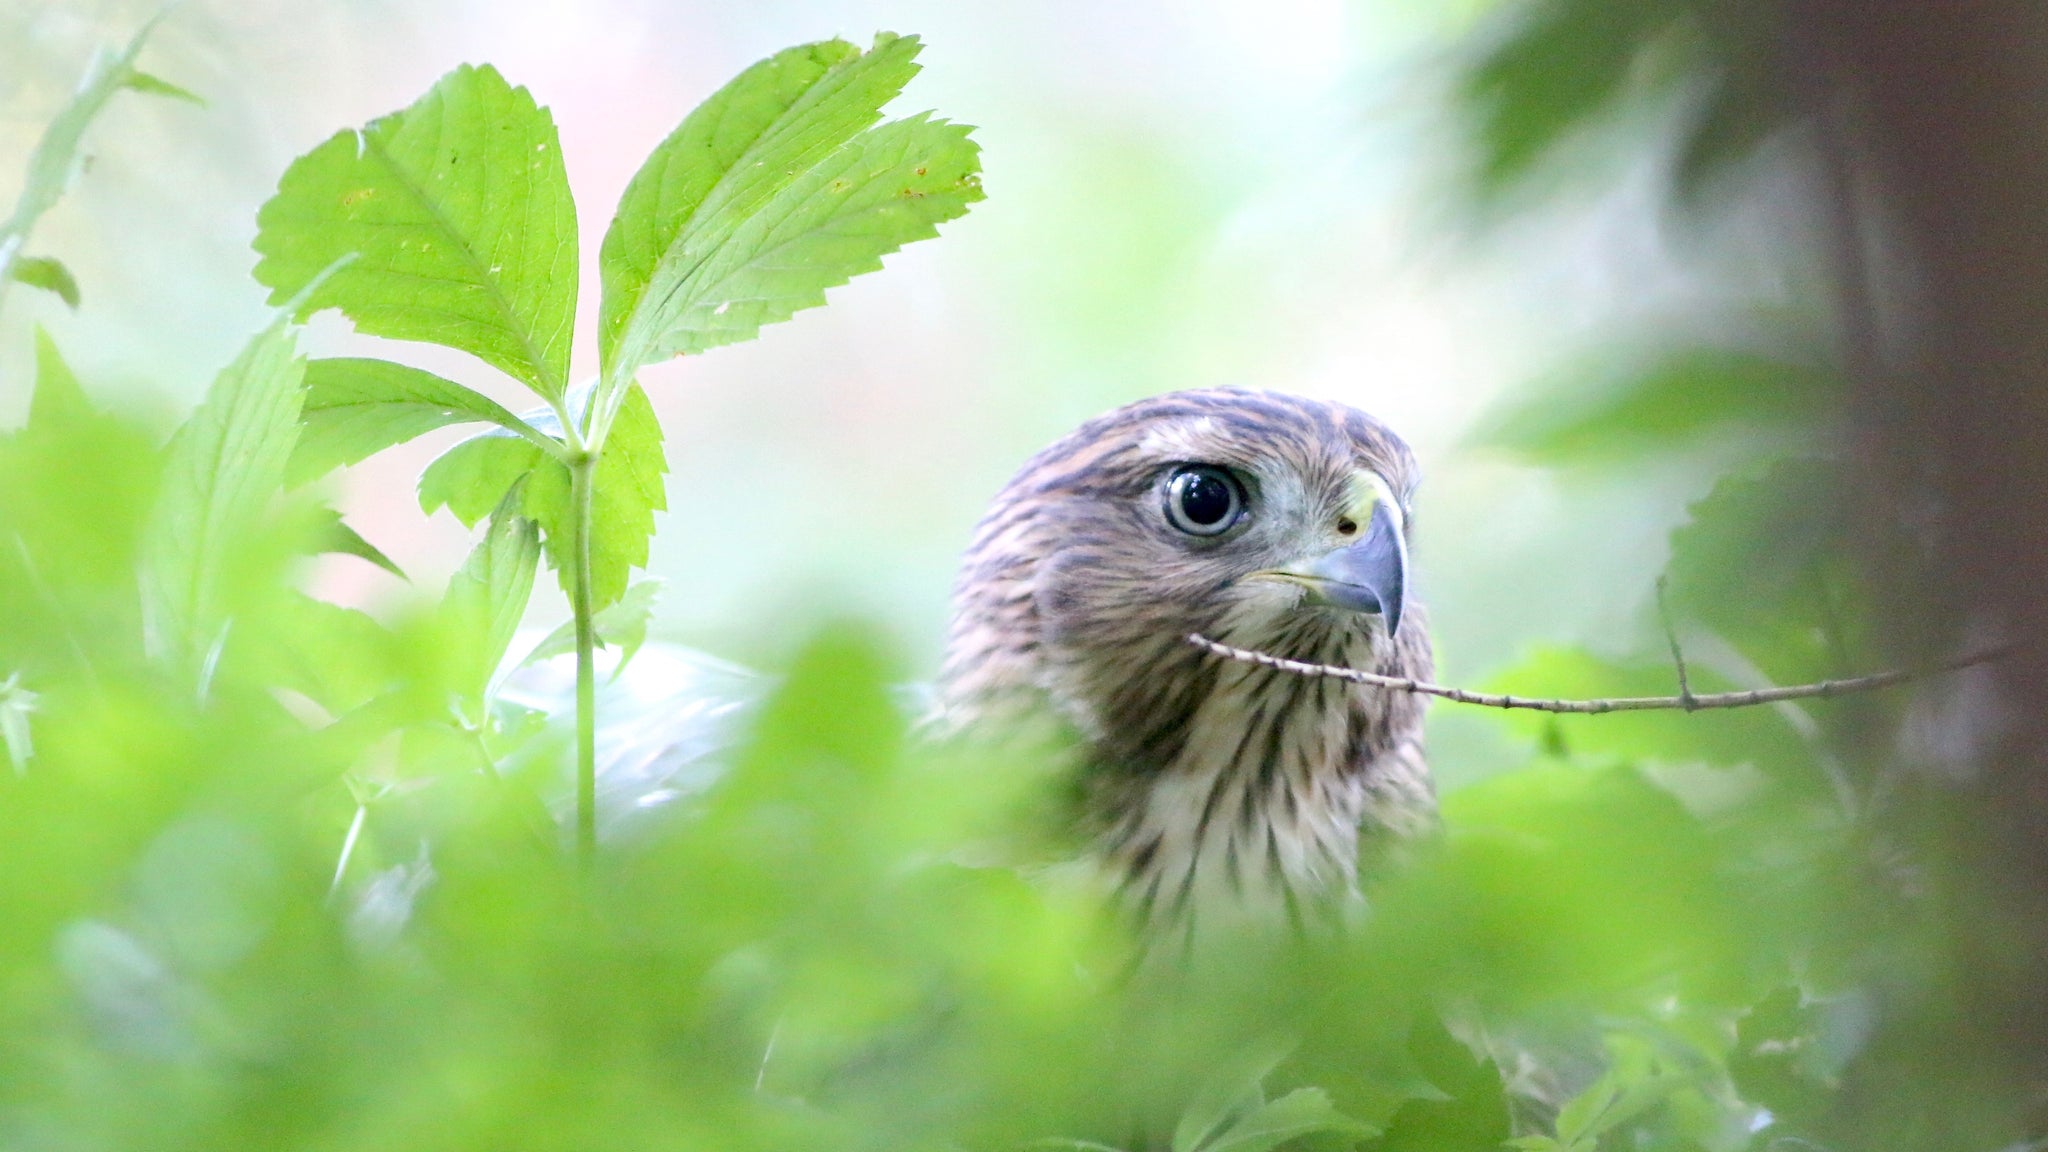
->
[1187,633,2010,715]
[1655,576,1699,711]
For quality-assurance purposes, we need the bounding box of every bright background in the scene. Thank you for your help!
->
[0,0,1798,787]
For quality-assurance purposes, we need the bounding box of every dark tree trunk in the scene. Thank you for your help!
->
[1787,0,2048,1140]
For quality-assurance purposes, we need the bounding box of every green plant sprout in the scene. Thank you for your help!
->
[248,35,984,861]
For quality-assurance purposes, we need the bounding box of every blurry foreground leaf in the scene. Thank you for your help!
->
[141,320,306,678]
[444,494,542,705]
[520,578,657,671]
[1373,1017,1512,1152]
[0,333,160,673]
[1187,1088,1368,1152]
[1387,761,1745,1008]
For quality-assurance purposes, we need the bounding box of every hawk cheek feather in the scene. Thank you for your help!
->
[937,388,1436,934]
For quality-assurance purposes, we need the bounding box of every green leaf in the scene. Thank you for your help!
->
[1554,1063,1684,1147]
[1728,986,1832,1127]
[253,64,578,399]
[1458,0,1679,194]
[1375,1017,1512,1152]
[444,490,542,706]
[1197,1088,1372,1152]
[519,577,659,671]
[1476,346,1831,468]
[599,33,983,376]
[9,256,80,308]
[124,69,205,106]
[309,506,405,579]
[288,358,552,486]
[1172,1047,1293,1152]
[525,382,668,609]
[142,320,307,673]
[266,593,401,717]
[420,382,666,609]
[1664,457,1855,686]
[418,430,546,527]
[2,331,160,665]
[29,326,95,428]
[1553,1075,1620,1145]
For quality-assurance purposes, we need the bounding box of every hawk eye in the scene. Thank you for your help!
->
[1164,465,1246,537]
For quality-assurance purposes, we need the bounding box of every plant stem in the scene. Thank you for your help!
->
[568,446,598,868]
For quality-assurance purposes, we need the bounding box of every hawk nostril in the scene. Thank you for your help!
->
[1337,517,1358,536]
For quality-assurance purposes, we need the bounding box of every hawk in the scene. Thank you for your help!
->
[934,388,1436,934]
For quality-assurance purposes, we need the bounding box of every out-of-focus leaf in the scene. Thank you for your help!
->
[1458,0,1680,194]
[1728,985,1834,1131]
[8,256,80,308]
[444,491,541,705]
[27,326,94,427]
[1382,761,1746,1009]
[658,625,905,952]
[253,64,578,400]
[267,593,401,717]
[1477,347,1832,467]
[1483,646,1815,784]
[123,70,205,106]
[1664,457,1858,685]
[308,506,404,579]
[1374,1016,1513,1152]
[518,578,658,671]
[288,358,552,486]
[1554,1063,1682,1147]
[1172,1048,1288,1152]
[0,332,160,671]
[0,17,193,314]
[141,320,306,675]
[1196,1088,1370,1152]
[599,33,983,376]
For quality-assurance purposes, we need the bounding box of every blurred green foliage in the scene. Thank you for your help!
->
[0,8,2016,1152]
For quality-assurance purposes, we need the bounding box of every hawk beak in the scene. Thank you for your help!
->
[1303,500,1408,638]
[1260,498,1408,638]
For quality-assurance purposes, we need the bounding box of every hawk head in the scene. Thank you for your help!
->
[938,389,1435,932]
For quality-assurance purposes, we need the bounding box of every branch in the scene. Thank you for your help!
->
[1187,633,2010,715]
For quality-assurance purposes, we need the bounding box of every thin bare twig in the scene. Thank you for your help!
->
[1655,576,1699,711]
[1187,633,2010,715]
